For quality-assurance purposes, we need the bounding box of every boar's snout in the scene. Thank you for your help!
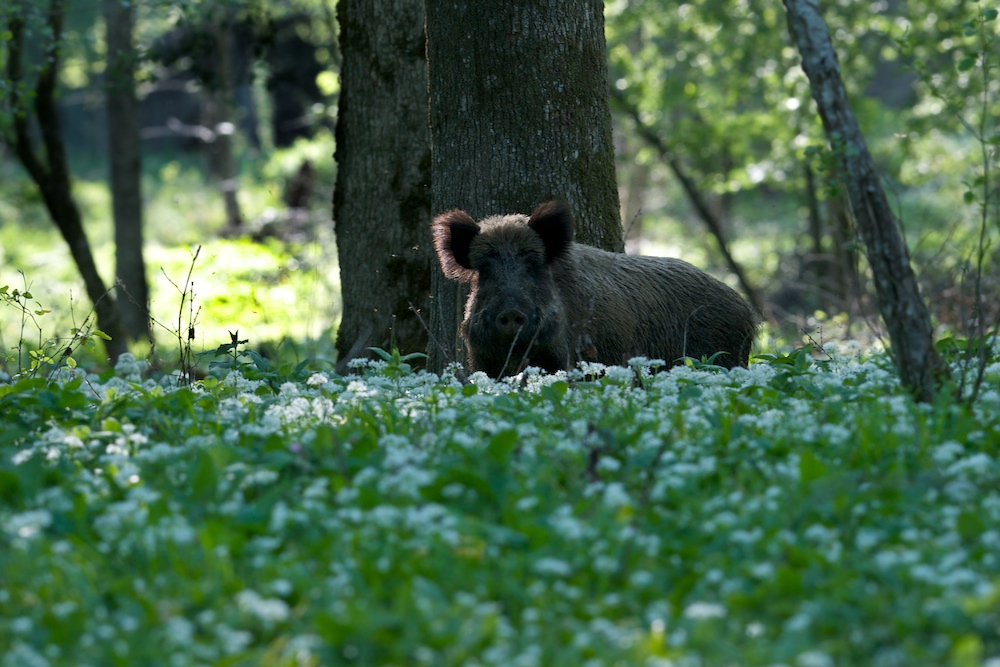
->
[495,308,528,337]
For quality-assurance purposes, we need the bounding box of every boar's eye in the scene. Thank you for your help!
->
[520,251,547,275]
[476,256,498,278]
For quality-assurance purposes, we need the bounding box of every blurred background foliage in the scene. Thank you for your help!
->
[0,0,996,372]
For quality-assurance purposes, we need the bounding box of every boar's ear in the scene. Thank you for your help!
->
[432,209,480,281]
[528,201,574,264]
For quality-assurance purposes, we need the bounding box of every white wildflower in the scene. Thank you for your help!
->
[10,617,33,633]
[629,570,653,587]
[932,440,965,465]
[804,524,834,543]
[946,453,993,478]
[602,482,632,510]
[114,352,148,380]
[785,612,811,631]
[604,365,634,383]
[271,579,293,596]
[729,528,762,545]
[164,616,195,646]
[797,650,834,667]
[516,496,539,511]
[2,642,49,667]
[533,557,572,577]
[549,506,588,540]
[215,624,253,654]
[306,372,330,386]
[241,469,279,488]
[596,456,621,472]
[683,602,726,619]
[236,589,290,624]
[855,528,882,550]
[222,370,266,394]
[5,509,53,539]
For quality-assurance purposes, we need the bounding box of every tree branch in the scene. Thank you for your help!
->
[36,0,71,191]
[609,86,764,315]
[5,13,50,187]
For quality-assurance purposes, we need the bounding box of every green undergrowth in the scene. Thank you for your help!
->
[0,234,341,373]
[1,344,999,667]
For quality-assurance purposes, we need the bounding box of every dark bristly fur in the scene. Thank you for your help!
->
[432,201,760,378]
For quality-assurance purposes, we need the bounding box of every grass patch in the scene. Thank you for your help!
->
[1,130,340,373]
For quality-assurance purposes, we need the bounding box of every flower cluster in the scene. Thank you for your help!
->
[1,345,998,665]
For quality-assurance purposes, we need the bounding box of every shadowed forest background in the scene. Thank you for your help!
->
[0,0,996,378]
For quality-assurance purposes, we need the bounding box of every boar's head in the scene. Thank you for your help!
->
[432,201,574,377]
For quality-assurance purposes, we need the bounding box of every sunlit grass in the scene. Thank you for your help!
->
[0,236,340,370]
[143,236,340,353]
[1,137,342,372]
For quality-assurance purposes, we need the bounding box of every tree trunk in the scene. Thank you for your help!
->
[783,0,949,401]
[105,0,150,341]
[424,0,622,372]
[333,0,434,369]
[826,187,858,309]
[4,1,128,364]
[204,9,242,228]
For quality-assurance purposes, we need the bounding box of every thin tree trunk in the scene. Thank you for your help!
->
[333,0,433,369]
[4,2,128,363]
[826,188,857,308]
[424,0,622,372]
[105,0,150,341]
[804,163,824,262]
[204,9,242,228]
[783,0,949,401]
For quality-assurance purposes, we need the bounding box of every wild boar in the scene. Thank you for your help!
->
[432,201,759,378]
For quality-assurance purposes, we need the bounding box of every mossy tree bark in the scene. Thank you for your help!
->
[333,0,433,368]
[783,0,950,402]
[424,0,622,372]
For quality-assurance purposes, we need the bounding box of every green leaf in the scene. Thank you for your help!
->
[189,449,219,500]
[951,634,984,667]
[799,449,827,484]
[774,563,804,596]
[245,349,270,371]
[982,8,998,21]
[957,56,977,72]
[485,429,518,464]
[312,423,337,454]
[0,469,23,505]
[541,381,568,404]
[956,511,985,542]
